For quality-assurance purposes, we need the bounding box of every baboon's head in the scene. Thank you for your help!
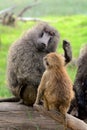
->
[43,52,64,69]
[28,22,60,52]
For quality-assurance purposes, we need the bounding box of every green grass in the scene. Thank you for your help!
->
[0,15,87,97]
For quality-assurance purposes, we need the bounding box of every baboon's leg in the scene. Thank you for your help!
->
[34,89,43,105]
[43,97,49,110]
[48,104,58,111]
[68,98,78,117]
[59,105,68,130]
[48,104,67,130]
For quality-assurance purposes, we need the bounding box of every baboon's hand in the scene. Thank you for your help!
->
[33,103,40,108]
[63,40,70,50]
[63,40,72,64]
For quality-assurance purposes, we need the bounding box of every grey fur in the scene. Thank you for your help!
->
[7,22,60,105]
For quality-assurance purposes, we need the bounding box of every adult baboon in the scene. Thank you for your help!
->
[73,44,87,120]
[34,52,74,130]
[0,22,72,105]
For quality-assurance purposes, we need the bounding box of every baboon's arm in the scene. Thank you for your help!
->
[34,74,46,105]
[63,40,72,64]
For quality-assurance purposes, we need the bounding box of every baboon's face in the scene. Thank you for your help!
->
[43,53,64,69]
[37,29,54,51]
[33,23,59,52]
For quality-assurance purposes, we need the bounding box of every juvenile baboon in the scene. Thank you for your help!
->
[73,44,87,120]
[0,22,72,105]
[34,52,74,129]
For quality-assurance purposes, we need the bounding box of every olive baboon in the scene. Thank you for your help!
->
[2,13,16,26]
[34,52,74,130]
[73,44,87,120]
[0,22,72,105]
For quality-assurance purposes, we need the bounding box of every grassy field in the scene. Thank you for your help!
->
[0,15,87,97]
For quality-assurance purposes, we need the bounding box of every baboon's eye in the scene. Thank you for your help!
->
[40,32,44,37]
[48,37,52,43]
[44,28,48,33]
[50,31,55,36]
[46,61,49,66]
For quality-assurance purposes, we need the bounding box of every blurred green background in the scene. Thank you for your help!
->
[0,0,87,16]
[0,0,87,97]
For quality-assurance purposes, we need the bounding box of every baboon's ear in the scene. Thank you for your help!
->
[63,40,72,65]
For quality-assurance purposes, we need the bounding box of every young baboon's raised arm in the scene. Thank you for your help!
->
[34,52,74,130]
[0,22,72,105]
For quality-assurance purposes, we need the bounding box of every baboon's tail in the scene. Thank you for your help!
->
[0,97,20,102]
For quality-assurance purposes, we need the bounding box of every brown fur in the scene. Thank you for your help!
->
[34,52,74,115]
